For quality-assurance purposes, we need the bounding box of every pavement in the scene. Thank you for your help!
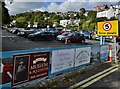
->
[16,61,120,89]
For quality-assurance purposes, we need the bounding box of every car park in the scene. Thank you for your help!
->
[59,28,72,34]
[91,31,100,40]
[17,28,36,38]
[28,31,53,41]
[79,30,92,39]
[61,32,85,43]
[84,31,92,39]
[7,28,13,32]
[48,30,60,40]
[117,36,120,42]
[12,28,20,34]
[104,36,114,42]
[56,32,71,41]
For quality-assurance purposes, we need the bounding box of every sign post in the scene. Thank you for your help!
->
[114,37,117,63]
[100,36,103,45]
[97,20,119,63]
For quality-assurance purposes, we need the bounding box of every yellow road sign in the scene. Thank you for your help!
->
[97,20,118,36]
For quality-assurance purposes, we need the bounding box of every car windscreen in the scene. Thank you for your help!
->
[62,32,69,36]
[34,31,42,35]
[67,33,74,36]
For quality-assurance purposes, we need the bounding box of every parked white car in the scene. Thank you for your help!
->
[56,32,70,41]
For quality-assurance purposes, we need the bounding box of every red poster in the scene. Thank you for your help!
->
[12,52,50,86]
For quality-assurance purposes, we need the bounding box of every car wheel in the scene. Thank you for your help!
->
[17,32,20,36]
[33,37,38,41]
[49,37,52,41]
[82,39,85,43]
[67,39,71,43]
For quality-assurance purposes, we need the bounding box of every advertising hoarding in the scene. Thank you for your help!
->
[12,52,50,86]
[51,49,75,74]
[100,45,109,61]
[75,47,91,67]
[91,46,100,62]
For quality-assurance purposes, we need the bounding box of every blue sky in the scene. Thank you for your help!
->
[5,0,119,15]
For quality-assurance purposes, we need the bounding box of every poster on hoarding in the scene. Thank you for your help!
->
[91,46,100,62]
[51,49,75,74]
[100,45,109,61]
[12,52,50,86]
[75,47,91,67]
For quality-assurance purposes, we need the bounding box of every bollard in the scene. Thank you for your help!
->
[109,45,112,62]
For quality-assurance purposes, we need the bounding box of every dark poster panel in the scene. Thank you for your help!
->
[12,52,50,87]
[29,52,49,81]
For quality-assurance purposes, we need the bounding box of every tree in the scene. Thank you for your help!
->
[88,11,97,19]
[2,2,10,25]
[80,8,86,14]
[96,17,108,22]
[109,16,116,20]
[80,14,86,19]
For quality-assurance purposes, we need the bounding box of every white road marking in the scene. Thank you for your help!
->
[9,38,14,42]
[81,68,118,88]
[1,36,16,37]
[69,65,119,89]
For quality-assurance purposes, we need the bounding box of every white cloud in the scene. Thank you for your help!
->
[37,0,119,12]
[33,7,47,12]
[5,2,44,15]
[5,0,119,15]
[40,0,89,12]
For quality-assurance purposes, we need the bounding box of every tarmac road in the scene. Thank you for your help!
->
[85,67,120,89]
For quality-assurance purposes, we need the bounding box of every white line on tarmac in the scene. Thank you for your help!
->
[1,36,16,37]
[9,38,14,42]
[69,65,119,89]
[81,67,118,88]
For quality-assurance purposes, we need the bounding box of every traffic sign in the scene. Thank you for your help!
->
[97,20,118,36]
[103,22,112,31]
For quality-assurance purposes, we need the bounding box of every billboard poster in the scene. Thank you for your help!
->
[51,49,75,74]
[12,52,50,86]
[100,45,109,61]
[91,46,100,62]
[75,47,91,67]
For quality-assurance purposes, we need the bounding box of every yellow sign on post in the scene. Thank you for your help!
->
[97,20,118,36]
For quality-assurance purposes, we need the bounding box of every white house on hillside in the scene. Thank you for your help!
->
[96,8,115,19]
[96,3,120,19]
[60,20,72,27]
